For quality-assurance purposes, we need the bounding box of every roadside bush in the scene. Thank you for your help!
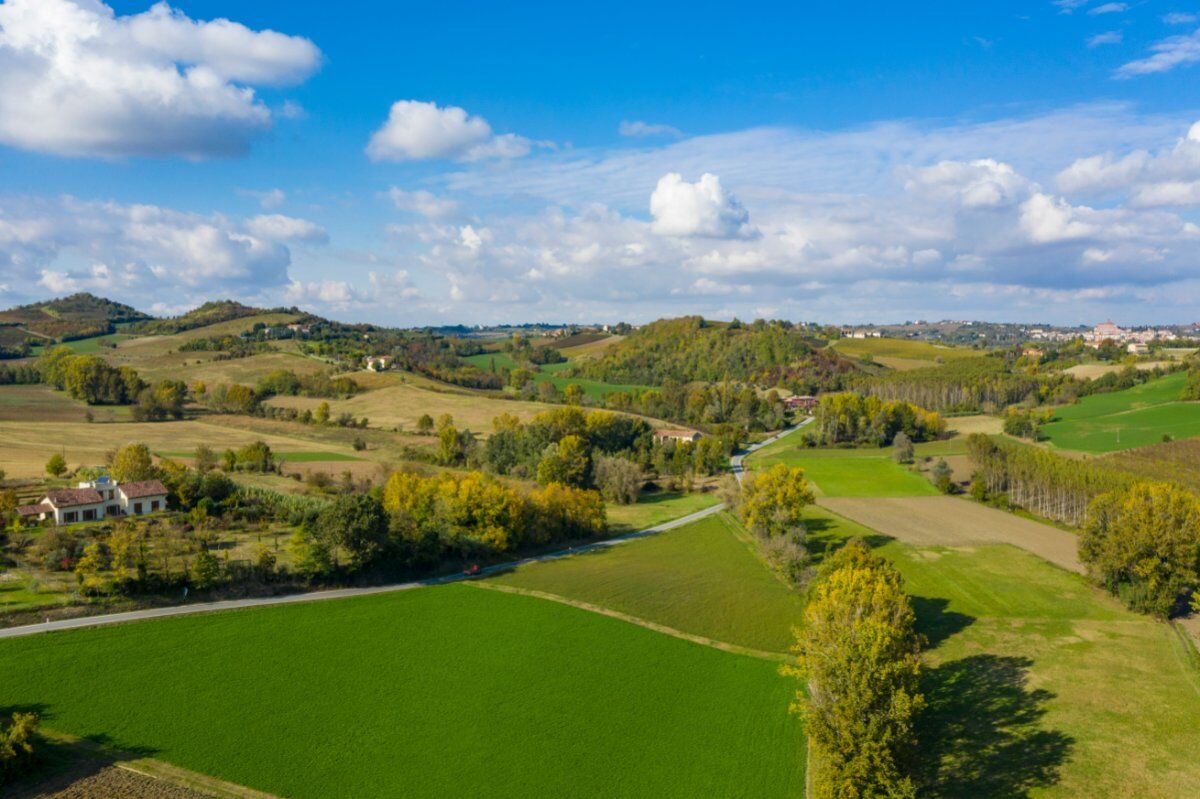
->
[0,711,38,784]
[593,455,642,504]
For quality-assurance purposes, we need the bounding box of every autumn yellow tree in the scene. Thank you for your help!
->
[739,463,814,537]
[110,443,156,482]
[789,539,923,799]
[1080,481,1200,617]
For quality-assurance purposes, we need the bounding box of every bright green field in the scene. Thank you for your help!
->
[1040,372,1200,453]
[747,444,939,497]
[490,513,803,654]
[807,503,1200,797]
[605,489,721,533]
[0,585,805,799]
[30,332,136,356]
[832,337,982,363]
[462,353,654,399]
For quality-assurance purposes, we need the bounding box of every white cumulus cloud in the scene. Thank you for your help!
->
[1056,119,1200,206]
[650,173,755,238]
[0,0,320,158]
[366,100,533,162]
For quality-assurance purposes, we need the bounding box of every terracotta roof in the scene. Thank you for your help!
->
[118,479,168,499]
[16,503,52,516]
[44,487,103,508]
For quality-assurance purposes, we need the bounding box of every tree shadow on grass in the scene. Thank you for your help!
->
[2,703,160,799]
[917,655,1073,799]
[910,596,974,648]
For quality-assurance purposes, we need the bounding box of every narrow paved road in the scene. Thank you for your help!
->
[0,418,811,641]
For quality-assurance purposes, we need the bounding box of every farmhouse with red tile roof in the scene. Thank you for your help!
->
[17,476,167,525]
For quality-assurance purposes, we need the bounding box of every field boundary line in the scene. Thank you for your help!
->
[35,728,282,799]
[468,581,794,663]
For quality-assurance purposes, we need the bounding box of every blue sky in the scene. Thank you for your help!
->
[1,0,1199,325]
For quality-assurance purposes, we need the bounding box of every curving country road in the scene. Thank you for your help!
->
[0,418,811,641]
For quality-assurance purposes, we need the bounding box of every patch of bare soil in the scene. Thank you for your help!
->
[10,764,214,799]
[818,495,1083,573]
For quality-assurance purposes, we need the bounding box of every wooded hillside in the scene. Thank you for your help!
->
[568,316,854,387]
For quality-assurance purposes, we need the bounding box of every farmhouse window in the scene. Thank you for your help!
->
[83,509,96,521]
[64,512,77,523]
[151,500,160,511]
[134,502,143,514]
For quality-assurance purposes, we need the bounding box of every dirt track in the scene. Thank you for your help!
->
[818,495,1083,574]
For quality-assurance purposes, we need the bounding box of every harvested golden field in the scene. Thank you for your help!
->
[947,414,1003,435]
[97,313,309,381]
[142,351,330,386]
[0,385,131,423]
[559,334,623,359]
[818,495,1082,573]
[1062,361,1170,380]
[265,381,564,433]
[0,418,364,478]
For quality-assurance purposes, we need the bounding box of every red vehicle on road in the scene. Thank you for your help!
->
[463,563,482,577]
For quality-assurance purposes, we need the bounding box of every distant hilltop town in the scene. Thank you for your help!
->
[1027,320,1198,354]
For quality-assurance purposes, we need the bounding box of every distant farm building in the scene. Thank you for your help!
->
[654,428,703,444]
[783,395,818,412]
[365,355,392,372]
[16,476,168,526]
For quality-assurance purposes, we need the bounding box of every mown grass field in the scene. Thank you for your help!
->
[605,489,721,533]
[490,513,802,653]
[805,503,1200,798]
[29,332,136,356]
[461,352,654,400]
[0,385,132,424]
[1040,371,1200,453]
[746,443,939,497]
[832,337,983,369]
[0,585,805,799]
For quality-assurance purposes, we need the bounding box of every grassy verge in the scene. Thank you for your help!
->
[605,489,720,533]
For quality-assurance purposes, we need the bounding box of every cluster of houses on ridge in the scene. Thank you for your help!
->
[16,476,168,526]
[1027,321,1189,353]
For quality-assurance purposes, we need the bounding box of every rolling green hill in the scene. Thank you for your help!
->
[569,316,854,386]
[1040,371,1200,453]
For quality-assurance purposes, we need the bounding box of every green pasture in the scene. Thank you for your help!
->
[746,444,939,497]
[807,503,1200,797]
[1041,371,1200,453]
[29,332,136,356]
[490,513,803,653]
[0,584,805,799]
[832,337,982,364]
[462,352,654,399]
[605,489,721,534]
